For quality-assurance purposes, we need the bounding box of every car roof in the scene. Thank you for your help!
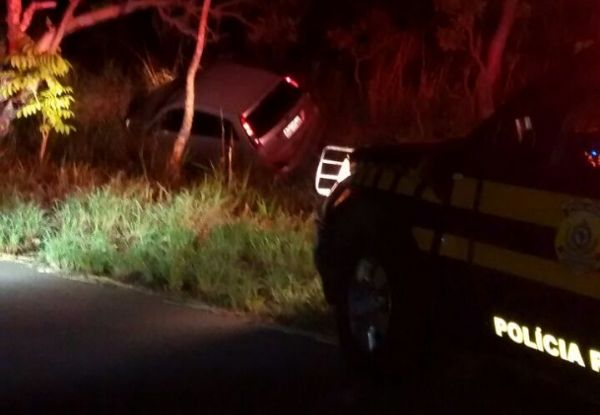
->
[166,62,283,116]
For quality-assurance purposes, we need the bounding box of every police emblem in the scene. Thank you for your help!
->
[555,201,600,273]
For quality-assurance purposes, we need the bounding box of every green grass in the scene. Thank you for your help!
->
[0,163,329,330]
[0,197,48,254]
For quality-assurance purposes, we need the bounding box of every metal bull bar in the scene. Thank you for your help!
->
[315,146,354,197]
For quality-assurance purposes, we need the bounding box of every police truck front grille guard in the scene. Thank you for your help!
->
[315,146,354,197]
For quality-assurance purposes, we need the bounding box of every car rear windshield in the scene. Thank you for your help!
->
[246,80,302,137]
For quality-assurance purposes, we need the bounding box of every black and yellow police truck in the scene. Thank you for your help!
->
[314,47,600,393]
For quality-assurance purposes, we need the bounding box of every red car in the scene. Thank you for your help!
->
[126,62,319,173]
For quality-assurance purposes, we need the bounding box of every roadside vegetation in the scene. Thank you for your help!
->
[0,156,328,330]
[0,41,331,330]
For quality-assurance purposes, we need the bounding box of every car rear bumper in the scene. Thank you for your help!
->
[257,96,320,174]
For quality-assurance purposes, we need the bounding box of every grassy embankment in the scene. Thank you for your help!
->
[0,158,329,330]
[0,61,331,331]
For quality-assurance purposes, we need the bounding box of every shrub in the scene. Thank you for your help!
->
[0,197,47,255]
[15,170,330,329]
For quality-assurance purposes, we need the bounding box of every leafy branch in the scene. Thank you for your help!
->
[0,40,75,161]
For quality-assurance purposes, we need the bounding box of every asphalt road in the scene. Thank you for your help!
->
[0,260,598,414]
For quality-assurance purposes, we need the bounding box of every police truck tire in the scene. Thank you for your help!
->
[328,202,432,377]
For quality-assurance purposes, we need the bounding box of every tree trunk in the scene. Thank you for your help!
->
[6,0,23,53]
[475,0,519,119]
[39,129,49,163]
[168,0,212,180]
[475,69,494,119]
[48,0,81,53]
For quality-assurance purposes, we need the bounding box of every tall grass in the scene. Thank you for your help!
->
[0,197,47,255]
[0,159,327,329]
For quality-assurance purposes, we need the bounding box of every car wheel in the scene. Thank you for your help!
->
[335,236,430,378]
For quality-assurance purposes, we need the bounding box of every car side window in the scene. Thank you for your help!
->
[160,109,237,140]
[458,96,600,198]
[458,113,538,185]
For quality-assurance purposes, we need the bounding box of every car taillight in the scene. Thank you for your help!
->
[241,116,262,147]
[241,116,254,137]
[285,76,299,89]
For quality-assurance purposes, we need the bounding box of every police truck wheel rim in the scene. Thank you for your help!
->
[347,258,392,354]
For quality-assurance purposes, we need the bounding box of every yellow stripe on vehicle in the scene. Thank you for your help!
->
[352,164,366,185]
[363,163,379,188]
[473,241,600,301]
[421,187,442,204]
[377,168,396,191]
[353,162,446,205]
[354,168,576,232]
[353,162,376,187]
[394,176,442,204]
[439,233,470,262]
[435,232,600,302]
[395,174,419,197]
[451,176,479,210]
[412,227,435,252]
[478,181,570,228]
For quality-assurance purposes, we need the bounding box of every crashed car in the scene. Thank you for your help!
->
[126,62,318,173]
[314,46,600,397]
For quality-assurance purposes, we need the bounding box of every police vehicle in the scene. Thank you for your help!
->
[314,47,600,393]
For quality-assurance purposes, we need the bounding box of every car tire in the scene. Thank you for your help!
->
[325,199,433,378]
